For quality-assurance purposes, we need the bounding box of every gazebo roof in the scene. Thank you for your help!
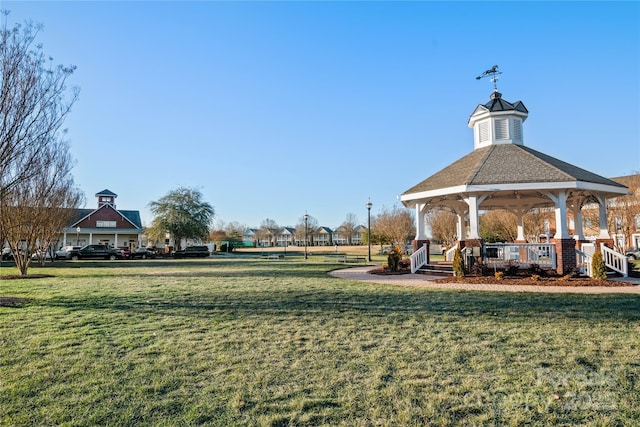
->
[402,144,626,197]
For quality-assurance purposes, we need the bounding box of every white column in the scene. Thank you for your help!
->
[545,190,569,239]
[62,232,67,247]
[595,195,610,238]
[89,233,93,244]
[572,204,585,241]
[462,193,487,240]
[114,232,118,248]
[415,204,426,240]
[516,210,526,241]
[456,213,465,240]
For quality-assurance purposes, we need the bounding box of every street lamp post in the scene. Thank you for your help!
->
[366,199,372,262]
[76,226,81,246]
[304,213,309,260]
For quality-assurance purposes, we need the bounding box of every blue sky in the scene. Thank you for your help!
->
[5,1,639,229]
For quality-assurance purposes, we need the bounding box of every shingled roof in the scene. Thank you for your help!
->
[402,143,627,196]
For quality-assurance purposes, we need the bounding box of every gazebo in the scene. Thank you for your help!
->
[400,87,629,276]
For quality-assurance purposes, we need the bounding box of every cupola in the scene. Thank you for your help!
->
[96,189,117,208]
[468,90,528,150]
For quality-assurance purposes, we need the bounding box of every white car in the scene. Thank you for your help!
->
[56,246,81,259]
[31,250,54,260]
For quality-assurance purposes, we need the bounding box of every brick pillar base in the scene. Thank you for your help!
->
[459,239,483,265]
[412,240,430,264]
[595,238,614,250]
[552,238,576,276]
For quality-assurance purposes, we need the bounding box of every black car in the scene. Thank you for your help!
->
[67,244,122,260]
[131,247,158,259]
[173,245,210,258]
[626,249,640,260]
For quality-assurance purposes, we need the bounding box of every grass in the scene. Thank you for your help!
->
[1,257,639,426]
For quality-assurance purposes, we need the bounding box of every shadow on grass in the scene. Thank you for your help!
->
[32,286,640,323]
[18,258,335,279]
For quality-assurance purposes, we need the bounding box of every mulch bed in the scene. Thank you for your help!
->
[369,268,636,287]
[432,275,635,287]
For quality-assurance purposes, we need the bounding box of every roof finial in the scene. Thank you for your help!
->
[476,65,502,91]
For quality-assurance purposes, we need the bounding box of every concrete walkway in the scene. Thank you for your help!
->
[328,266,640,294]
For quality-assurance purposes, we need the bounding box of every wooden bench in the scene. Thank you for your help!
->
[324,254,347,263]
[323,254,367,264]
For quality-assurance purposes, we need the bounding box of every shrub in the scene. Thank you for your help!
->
[470,261,489,276]
[531,274,540,281]
[387,246,402,272]
[494,271,504,280]
[505,261,519,276]
[591,250,607,280]
[452,248,465,277]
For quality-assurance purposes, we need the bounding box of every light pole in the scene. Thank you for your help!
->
[76,226,81,246]
[366,199,372,262]
[304,212,309,260]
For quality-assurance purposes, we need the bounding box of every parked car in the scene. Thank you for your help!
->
[56,246,81,259]
[130,247,158,259]
[67,244,123,260]
[173,245,210,258]
[626,249,640,260]
[117,246,132,259]
[31,250,55,261]
[1,248,13,261]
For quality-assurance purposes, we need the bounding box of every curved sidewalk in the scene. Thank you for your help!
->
[328,266,640,294]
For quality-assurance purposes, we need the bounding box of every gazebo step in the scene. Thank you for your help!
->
[417,263,455,276]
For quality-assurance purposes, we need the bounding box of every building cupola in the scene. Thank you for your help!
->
[96,189,117,208]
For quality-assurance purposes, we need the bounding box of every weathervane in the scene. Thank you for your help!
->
[476,65,502,90]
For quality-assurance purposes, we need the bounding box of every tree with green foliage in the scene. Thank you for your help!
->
[147,187,214,251]
[591,249,607,280]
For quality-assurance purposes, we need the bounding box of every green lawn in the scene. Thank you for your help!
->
[1,257,639,426]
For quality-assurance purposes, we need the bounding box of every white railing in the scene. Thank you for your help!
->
[575,249,593,277]
[410,244,427,274]
[484,243,556,268]
[601,243,628,277]
[445,243,459,262]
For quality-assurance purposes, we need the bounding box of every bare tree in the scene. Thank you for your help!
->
[426,209,457,247]
[524,208,555,242]
[295,214,318,245]
[479,210,518,242]
[32,180,84,266]
[1,158,83,274]
[337,213,359,245]
[0,16,79,198]
[374,205,415,245]
[608,174,640,249]
[0,15,82,275]
[224,221,246,246]
[257,218,279,247]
